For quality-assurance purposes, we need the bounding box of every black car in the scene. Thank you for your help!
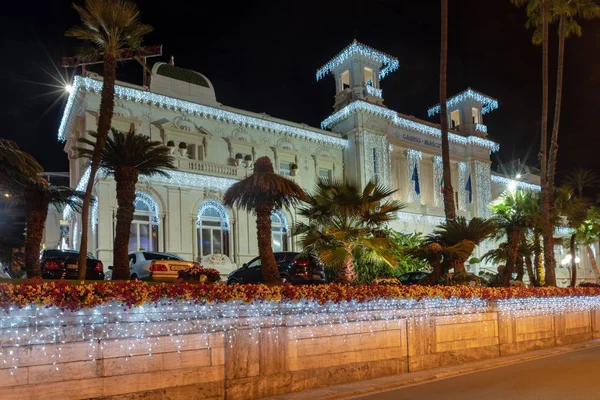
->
[227,252,326,285]
[398,271,430,285]
[39,249,105,280]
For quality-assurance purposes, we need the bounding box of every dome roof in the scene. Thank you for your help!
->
[152,62,212,88]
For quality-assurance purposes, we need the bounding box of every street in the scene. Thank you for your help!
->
[355,346,600,400]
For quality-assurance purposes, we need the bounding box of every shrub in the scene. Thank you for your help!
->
[178,264,221,283]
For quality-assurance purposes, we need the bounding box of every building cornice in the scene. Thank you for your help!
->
[321,100,500,153]
[58,76,347,148]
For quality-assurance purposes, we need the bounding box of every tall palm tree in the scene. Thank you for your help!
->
[77,129,175,280]
[546,1,600,190]
[440,0,456,220]
[564,168,600,198]
[1,139,84,277]
[577,207,600,281]
[224,157,306,285]
[66,0,153,280]
[424,217,497,282]
[294,180,404,284]
[512,0,555,285]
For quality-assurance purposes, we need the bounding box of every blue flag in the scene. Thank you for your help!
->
[465,174,472,203]
[411,165,421,195]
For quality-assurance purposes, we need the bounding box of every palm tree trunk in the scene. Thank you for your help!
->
[586,244,600,281]
[337,249,357,284]
[24,185,50,278]
[440,0,456,220]
[540,1,556,287]
[525,255,536,286]
[502,227,521,285]
[570,234,577,287]
[77,52,117,280]
[112,167,137,280]
[548,16,566,191]
[256,204,281,285]
[534,231,545,285]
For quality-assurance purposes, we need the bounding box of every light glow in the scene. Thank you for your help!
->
[491,175,541,192]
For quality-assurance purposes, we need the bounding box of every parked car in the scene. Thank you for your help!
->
[398,271,430,285]
[226,252,326,285]
[39,249,104,280]
[127,251,198,282]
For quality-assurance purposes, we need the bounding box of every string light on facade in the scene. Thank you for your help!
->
[474,160,492,218]
[490,175,541,192]
[365,83,383,98]
[272,209,290,234]
[475,124,488,134]
[135,191,161,224]
[458,162,467,211]
[58,76,347,148]
[397,211,445,226]
[364,131,390,186]
[427,88,499,117]
[316,41,399,81]
[321,101,500,152]
[433,156,444,208]
[197,200,230,231]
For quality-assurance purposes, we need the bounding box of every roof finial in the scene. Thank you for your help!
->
[169,55,175,66]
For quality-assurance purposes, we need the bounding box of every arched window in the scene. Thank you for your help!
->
[271,210,289,252]
[129,192,160,253]
[197,200,230,257]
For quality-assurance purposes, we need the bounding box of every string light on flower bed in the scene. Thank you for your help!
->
[1,281,600,375]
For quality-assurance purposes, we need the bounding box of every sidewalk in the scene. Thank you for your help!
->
[265,340,600,400]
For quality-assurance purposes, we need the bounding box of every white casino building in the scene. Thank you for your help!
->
[56,41,596,284]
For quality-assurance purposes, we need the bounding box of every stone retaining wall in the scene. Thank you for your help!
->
[1,297,599,400]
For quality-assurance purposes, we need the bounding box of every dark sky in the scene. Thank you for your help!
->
[1,0,599,180]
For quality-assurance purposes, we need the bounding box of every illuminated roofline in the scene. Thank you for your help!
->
[490,174,541,191]
[316,40,399,81]
[321,101,500,152]
[428,88,499,117]
[58,76,346,148]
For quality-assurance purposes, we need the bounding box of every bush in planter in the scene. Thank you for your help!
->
[290,163,298,170]
[167,140,175,147]
[244,154,252,161]
[178,264,221,283]
[235,153,243,160]
[178,142,187,149]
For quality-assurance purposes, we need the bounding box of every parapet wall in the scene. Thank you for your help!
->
[1,296,599,399]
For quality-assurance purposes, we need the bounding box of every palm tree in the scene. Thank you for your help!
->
[77,129,175,280]
[546,1,600,190]
[564,168,600,198]
[224,157,306,285]
[491,191,536,285]
[294,180,404,284]
[577,207,600,281]
[439,0,456,220]
[421,217,497,283]
[1,139,84,277]
[66,0,153,280]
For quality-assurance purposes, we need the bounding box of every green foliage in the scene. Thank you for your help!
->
[353,230,428,285]
[294,179,405,282]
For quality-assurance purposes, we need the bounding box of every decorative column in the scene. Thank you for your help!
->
[473,160,492,218]
[405,149,422,204]
[457,162,467,211]
[96,180,113,267]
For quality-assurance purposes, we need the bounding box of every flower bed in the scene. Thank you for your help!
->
[177,265,221,283]
[1,279,600,312]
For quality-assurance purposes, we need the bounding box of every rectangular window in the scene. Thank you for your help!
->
[450,110,461,128]
[319,168,331,180]
[279,161,291,176]
[472,108,481,124]
[364,67,374,86]
[341,70,350,90]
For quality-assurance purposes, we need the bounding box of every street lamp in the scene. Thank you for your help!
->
[65,84,73,94]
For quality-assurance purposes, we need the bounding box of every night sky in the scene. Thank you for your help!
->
[2,0,599,180]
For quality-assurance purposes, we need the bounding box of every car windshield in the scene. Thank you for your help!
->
[143,252,182,261]
[45,250,79,259]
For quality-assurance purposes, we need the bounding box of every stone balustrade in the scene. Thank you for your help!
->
[1,297,599,399]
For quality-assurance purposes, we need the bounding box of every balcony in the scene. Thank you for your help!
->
[176,158,249,180]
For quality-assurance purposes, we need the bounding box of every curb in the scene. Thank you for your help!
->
[266,340,600,400]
